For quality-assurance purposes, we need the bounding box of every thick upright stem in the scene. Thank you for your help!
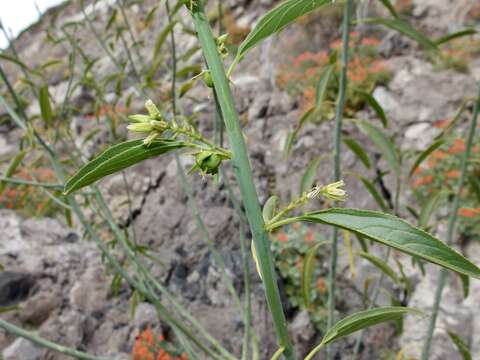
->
[190,4,295,359]
[327,1,353,359]
[421,84,480,360]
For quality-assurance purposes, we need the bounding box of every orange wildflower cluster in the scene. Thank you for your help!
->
[277,231,289,243]
[276,32,389,111]
[413,175,433,188]
[447,138,466,155]
[316,278,327,294]
[0,167,56,212]
[132,328,188,360]
[433,118,452,129]
[458,208,480,218]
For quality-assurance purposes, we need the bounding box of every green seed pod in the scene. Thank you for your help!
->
[195,151,223,175]
[203,71,214,88]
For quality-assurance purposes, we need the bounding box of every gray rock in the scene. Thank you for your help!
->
[2,338,42,360]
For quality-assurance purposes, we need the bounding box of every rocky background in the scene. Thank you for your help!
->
[1,0,480,359]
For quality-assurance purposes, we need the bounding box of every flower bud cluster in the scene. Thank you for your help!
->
[127,99,230,176]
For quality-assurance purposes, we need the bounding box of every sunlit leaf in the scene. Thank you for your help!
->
[300,157,322,196]
[0,150,27,195]
[232,0,331,68]
[262,195,279,223]
[64,139,188,195]
[286,208,480,279]
[359,121,401,177]
[358,251,400,283]
[409,139,445,177]
[39,85,53,126]
[436,29,477,46]
[359,176,389,211]
[447,331,472,360]
[302,241,330,307]
[354,88,388,127]
[364,18,438,52]
[305,307,421,359]
[343,138,371,169]
[315,64,335,108]
[418,191,443,229]
[377,0,399,18]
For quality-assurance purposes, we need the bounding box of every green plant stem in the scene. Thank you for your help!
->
[116,0,145,68]
[327,1,353,359]
[190,3,295,359]
[421,84,480,360]
[0,319,109,360]
[0,176,62,189]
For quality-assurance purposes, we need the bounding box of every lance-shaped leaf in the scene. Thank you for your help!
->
[39,85,53,126]
[301,241,330,307]
[447,331,472,360]
[359,121,401,177]
[300,157,322,196]
[305,307,420,359]
[363,18,438,52]
[354,88,388,127]
[357,251,400,284]
[232,0,331,69]
[343,138,371,169]
[377,0,398,18]
[289,208,480,279]
[263,195,279,223]
[409,139,445,177]
[435,29,477,46]
[315,64,335,108]
[64,139,187,195]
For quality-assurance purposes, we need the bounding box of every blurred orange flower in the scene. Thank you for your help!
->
[458,208,480,218]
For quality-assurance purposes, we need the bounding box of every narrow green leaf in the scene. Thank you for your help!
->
[263,196,279,223]
[376,0,399,18]
[315,64,335,108]
[300,157,322,196]
[153,20,178,60]
[39,85,53,126]
[305,307,420,359]
[358,251,400,283]
[283,107,316,157]
[105,9,118,31]
[355,88,388,127]
[302,241,330,307]
[64,139,187,195]
[294,208,480,279]
[418,191,443,229]
[359,176,388,211]
[0,263,4,272]
[0,150,27,194]
[409,139,445,177]
[364,18,438,52]
[0,305,19,314]
[355,234,369,252]
[0,53,31,71]
[468,175,480,203]
[447,331,472,360]
[343,138,371,169]
[359,121,401,177]
[436,29,477,46]
[233,0,331,65]
[460,274,469,299]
